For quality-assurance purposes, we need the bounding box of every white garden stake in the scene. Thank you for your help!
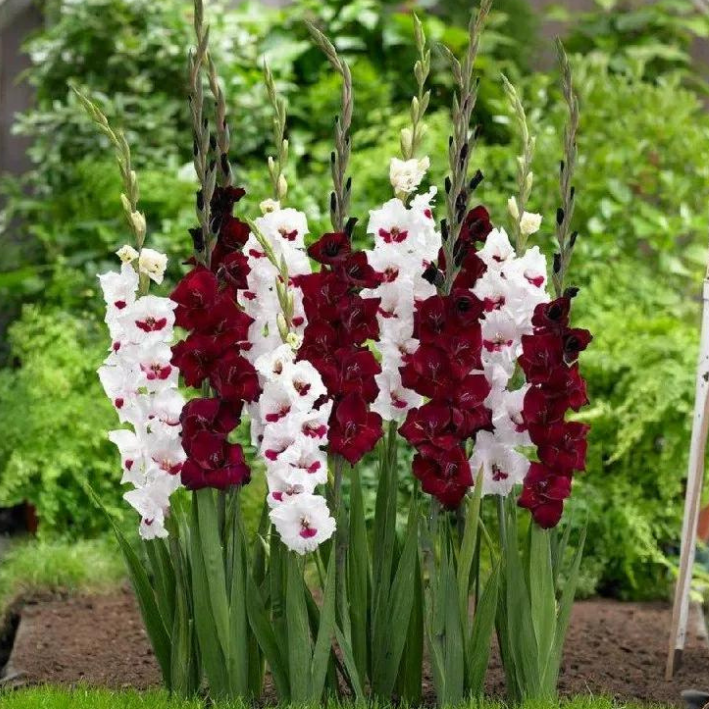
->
[666,266,709,679]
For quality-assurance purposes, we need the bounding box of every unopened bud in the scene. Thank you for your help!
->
[277,313,288,340]
[400,128,413,157]
[507,196,520,221]
[131,211,147,239]
[277,174,288,198]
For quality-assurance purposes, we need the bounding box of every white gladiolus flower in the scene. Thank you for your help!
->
[519,211,542,236]
[266,464,319,507]
[138,248,168,284]
[116,244,139,263]
[99,249,182,539]
[389,156,430,194]
[269,494,336,555]
[478,228,515,270]
[469,431,530,497]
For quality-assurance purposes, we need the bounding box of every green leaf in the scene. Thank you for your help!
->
[194,490,231,658]
[286,553,313,702]
[334,625,366,701]
[245,569,290,702]
[372,501,419,698]
[310,552,337,701]
[189,495,229,697]
[442,548,465,704]
[548,526,587,694]
[229,502,250,697]
[529,525,556,680]
[458,470,483,632]
[466,562,500,696]
[145,538,175,637]
[348,465,369,682]
[396,550,423,703]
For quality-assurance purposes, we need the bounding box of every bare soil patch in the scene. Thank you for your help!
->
[6,592,709,704]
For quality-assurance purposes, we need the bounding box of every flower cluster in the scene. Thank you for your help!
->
[252,344,336,554]
[399,206,497,508]
[170,186,260,490]
[240,207,311,363]
[468,226,549,496]
[361,186,441,422]
[98,253,184,539]
[517,294,591,527]
[296,229,384,464]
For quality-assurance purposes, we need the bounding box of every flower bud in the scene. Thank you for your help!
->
[520,211,542,236]
[507,196,520,221]
[116,244,138,263]
[277,174,288,199]
[277,313,288,341]
[260,198,280,215]
[131,211,147,239]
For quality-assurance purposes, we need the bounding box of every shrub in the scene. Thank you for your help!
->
[0,306,122,536]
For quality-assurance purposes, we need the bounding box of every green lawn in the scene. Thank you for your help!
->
[0,537,124,618]
[0,689,679,709]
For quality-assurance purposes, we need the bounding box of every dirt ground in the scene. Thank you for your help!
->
[6,590,709,705]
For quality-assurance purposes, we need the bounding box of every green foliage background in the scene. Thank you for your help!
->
[1,0,708,599]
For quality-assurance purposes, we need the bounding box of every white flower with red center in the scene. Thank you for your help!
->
[98,249,183,539]
[119,295,177,345]
[478,228,515,271]
[364,180,441,422]
[269,493,337,555]
[241,208,312,364]
[137,342,177,391]
[481,309,520,380]
[265,464,319,507]
[486,385,531,447]
[99,264,139,331]
[255,207,309,250]
[372,370,422,422]
[469,430,530,497]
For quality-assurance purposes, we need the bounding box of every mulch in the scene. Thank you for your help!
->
[5,589,709,705]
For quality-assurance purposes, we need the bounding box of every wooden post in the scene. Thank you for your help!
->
[666,276,709,679]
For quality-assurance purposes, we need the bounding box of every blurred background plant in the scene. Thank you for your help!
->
[1,0,709,600]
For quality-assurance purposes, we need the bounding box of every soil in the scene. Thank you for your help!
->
[6,591,709,705]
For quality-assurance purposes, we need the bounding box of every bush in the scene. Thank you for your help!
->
[0,306,122,536]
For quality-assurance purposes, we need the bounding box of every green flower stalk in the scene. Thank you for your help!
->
[264,62,289,203]
[440,0,493,294]
[501,74,537,252]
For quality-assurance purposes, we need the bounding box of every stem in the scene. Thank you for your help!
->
[206,52,233,188]
[496,495,507,551]
[440,0,492,294]
[189,0,217,266]
[501,74,535,252]
[552,39,580,297]
[306,22,353,232]
[264,62,289,203]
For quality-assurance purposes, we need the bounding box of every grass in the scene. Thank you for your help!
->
[0,537,125,617]
[0,689,679,709]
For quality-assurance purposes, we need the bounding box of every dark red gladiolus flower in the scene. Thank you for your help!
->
[334,347,381,402]
[400,344,456,399]
[400,402,459,456]
[173,184,257,491]
[516,290,590,527]
[337,252,381,288]
[171,267,219,330]
[171,333,220,388]
[529,421,589,475]
[328,392,383,464]
[215,251,251,290]
[210,350,261,403]
[308,232,352,265]
[412,447,472,509]
[531,297,571,333]
[181,447,251,491]
[336,295,381,344]
[518,463,572,529]
[180,397,242,445]
[518,333,566,384]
